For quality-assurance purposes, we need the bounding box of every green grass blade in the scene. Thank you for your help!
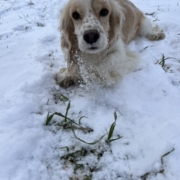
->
[114,111,117,121]
[71,125,105,145]
[107,112,117,141]
[64,101,71,122]
[78,116,87,125]
[60,146,70,152]
[161,148,175,164]
[54,112,85,128]
[45,107,92,132]
[106,112,122,143]
[46,112,55,125]
[107,122,116,141]
[60,94,69,102]
[162,54,165,67]
[107,136,123,143]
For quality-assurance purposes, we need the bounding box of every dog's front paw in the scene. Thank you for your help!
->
[59,76,75,88]
[146,32,165,41]
[146,27,165,41]
[55,68,75,88]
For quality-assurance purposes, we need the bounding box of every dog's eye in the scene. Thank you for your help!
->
[72,11,80,20]
[99,9,109,16]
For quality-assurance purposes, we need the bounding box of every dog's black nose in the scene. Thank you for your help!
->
[83,30,100,44]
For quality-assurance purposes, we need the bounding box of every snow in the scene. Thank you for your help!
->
[0,0,180,179]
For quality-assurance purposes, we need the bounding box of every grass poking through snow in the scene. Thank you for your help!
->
[45,94,123,179]
[45,94,175,179]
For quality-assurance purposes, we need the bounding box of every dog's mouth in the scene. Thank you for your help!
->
[85,46,101,54]
[79,36,107,54]
[89,47,98,50]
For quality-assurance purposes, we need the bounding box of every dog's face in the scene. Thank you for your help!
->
[60,0,122,54]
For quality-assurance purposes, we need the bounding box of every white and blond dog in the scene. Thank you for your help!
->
[56,0,165,87]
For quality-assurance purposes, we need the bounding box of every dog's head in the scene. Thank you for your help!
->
[60,0,124,55]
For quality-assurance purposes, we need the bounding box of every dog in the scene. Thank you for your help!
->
[56,0,165,88]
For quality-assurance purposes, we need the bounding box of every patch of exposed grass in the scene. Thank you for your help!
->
[45,94,122,179]
[46,93,175,179]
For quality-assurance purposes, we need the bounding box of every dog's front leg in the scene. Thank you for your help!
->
[56,63,82,88]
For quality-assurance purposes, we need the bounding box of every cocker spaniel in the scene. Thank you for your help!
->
[56,0,165,88]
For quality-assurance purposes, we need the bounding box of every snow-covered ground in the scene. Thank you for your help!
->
[0,0,180,179]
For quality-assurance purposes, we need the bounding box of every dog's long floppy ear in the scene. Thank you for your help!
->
[59,4,75,63]
[108,0,124,45]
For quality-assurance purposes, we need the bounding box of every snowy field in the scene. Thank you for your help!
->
[0,0,180,179]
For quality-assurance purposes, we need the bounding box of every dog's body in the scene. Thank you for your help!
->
[56,0,165,87]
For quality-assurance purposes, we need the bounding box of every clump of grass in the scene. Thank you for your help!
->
[46,110,93,133]
[46,94,93,133]
[46,94,123,178]
[60,147,87,164]
[46,102,122,144]
[46,93,176,179]
[60,145,106,179]
[157,54,176,72]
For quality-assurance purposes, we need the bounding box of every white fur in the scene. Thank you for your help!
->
[78,38,138,86]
